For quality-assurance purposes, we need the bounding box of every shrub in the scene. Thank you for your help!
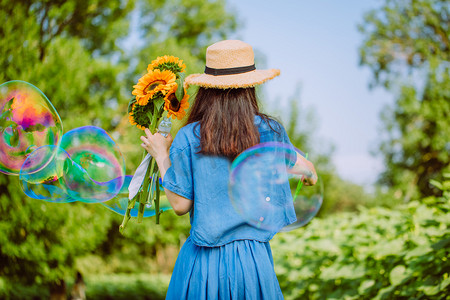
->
[272,174,450,299]
[0,273,170,300]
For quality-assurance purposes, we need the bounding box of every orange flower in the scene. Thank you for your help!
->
[132,69,176,106]
[128,114,136,126]
[128,102,152,130]
[164,85,190,120]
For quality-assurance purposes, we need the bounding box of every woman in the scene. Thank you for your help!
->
[141,40,317,299]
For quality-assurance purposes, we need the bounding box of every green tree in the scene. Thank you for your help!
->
[359,0,450,200]
[0,0,238,298]
[0,0,134,297]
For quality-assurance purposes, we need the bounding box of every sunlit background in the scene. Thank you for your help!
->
[0,0,448,299]
[226,0,394,189]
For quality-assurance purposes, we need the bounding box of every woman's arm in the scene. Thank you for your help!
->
[289,152,318,186]
[156,154,193,215]
[140,129,193,216]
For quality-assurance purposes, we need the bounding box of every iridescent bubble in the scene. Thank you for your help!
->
[58,126,125,203]
[229,142,322,231]
[19,145,74,203]
[0,80,62,175]
[102,175,172,217]
[280,175,323,232]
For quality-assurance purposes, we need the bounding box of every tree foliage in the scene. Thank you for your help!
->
[359,0,450,200]
[0,0,237,297]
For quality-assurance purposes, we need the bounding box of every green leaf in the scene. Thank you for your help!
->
[421,284,440,296]
[430,179,443,190]
[431,237,450,250]
[358,280,375,294]
[153,97,165,111]
[389,265,407,286]
[439,276,450,291]
[373,285,395,300]
[405,245,432,260]
[175,72,186,101]
[128,98,137,113]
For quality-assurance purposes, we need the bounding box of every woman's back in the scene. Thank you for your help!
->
[163,115,292,300]
[163,115,296,247]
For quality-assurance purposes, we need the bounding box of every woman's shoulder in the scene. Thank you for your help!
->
[254,115,284,134]
[171,122,200,151]
[177,122,200,138]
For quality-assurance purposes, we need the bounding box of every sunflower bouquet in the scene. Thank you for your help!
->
[120,55,189,233]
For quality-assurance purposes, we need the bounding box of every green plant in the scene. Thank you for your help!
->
[272,174,450,299]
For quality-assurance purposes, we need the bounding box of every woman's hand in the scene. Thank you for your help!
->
[140,128,173,160]
[289,152,318,186]
[140,129,192,215]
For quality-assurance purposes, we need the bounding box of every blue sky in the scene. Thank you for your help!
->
[226,0,393,188]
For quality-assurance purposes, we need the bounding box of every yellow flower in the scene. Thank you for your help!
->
[132,69,176,106]
[136,124,146,130]
[128,114,136,126]
[147,55,186,74]
[128,102,152,130]
[164,85,190,120]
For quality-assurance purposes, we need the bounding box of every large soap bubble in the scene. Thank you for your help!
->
[102,175,172,217]
[229,142,322,232]
[280,175,323,232]
[58,126,126,203]
[0,80,62,175]
[19,145,75,203]
[19,126,126,203]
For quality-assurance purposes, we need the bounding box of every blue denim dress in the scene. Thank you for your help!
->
[163,115,296,299]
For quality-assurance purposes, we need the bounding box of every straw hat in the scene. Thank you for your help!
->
[184,40,280,89]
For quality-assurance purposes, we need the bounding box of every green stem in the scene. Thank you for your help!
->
[293,153,309,201]
[155,171,161,224]
[137,157,153,222]
[136,113,163,224]
[119,197,137,234]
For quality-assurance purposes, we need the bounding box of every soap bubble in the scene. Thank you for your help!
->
[102,175,172,217]
[280,175,323,232]
[229,142,322,231]
[0,80,62,175]
[1,81,128,205]
[19,145,74,203]
[58,126,125,203]
[19,126,126,203]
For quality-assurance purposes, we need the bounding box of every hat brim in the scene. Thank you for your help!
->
[184,69,280,89]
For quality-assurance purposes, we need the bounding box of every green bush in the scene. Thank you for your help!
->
[0,279,50,300]
[0,274,170,300]
[272,174,450,299]
[84,273,170,300]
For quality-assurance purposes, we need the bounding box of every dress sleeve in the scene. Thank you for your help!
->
[162,145,194,201]
[278,124,298,169]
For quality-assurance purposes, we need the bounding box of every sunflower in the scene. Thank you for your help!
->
[164,85,190,120]
[128,103,151,130]
[147,55,186,74]
[132,69,177,106]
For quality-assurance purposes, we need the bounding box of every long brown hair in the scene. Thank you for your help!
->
[186,87,279,159]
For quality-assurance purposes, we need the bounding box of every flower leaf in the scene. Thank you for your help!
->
[175,72,185,101]
[153,97,165,111]
[127,98,137,114]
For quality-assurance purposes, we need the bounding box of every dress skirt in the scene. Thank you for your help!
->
[165,237,284,300]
